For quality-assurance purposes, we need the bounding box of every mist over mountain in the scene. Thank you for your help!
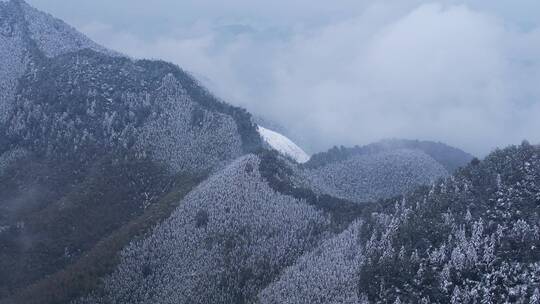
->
[25,0,540,156]
[1,2,539,304]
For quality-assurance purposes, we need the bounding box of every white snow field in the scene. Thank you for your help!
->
[257,125,310,163]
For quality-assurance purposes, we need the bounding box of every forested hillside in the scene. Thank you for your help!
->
[77,154,336,304]
[74,142,540,304]
[0,1,260,302]
[263,142,540,303]
[1,2,538,304]
[306,139,473,172]
[303,149,449,202]
[352,142,540,303]
[300,140,473,202]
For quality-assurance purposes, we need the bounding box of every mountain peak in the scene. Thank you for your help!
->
[20,0,114,57]
[0,0,116,124]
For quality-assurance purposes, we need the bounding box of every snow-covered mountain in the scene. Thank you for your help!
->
[0,0,261,174]
[0,1,261,302]
[2,2,539,304]
[257,125,310,163]
[0,0,115,125]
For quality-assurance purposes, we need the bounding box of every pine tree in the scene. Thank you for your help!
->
[359,293,370,304]
[465,208,472,222]
[451,286,462,304]
[531,288,540,304]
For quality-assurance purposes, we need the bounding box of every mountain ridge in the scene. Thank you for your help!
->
[303,148,450,202]
[306,139,474,173]
[0,0,116,125]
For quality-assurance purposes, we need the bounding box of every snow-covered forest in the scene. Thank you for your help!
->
[0,1,539,304]
[77,142,540,304]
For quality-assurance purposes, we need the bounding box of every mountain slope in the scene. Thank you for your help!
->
[74,143,540,304]
[63,149,371,304]
[261,142,540,303]
[300,139,473,202]
[259,220,364,304]
[303,148,449,202]
[0,1,262,302]
[306,139,474,173]
[1,0,261,173]
[352,141,538,303]
[77,154,335,304]
[0,0,114,125]
[19,1,115,58]
[5,50,258,172]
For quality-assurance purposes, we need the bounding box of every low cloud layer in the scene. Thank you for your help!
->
[28,0,540,155]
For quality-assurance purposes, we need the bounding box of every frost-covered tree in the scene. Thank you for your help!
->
[531,288,540,304]
[353,142,540,303]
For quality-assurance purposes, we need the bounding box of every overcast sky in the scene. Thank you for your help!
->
[27,0,540,156]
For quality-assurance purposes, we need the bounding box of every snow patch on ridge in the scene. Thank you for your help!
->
[258,125,310,163]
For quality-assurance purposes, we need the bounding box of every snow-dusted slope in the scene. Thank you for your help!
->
[0,2,263,300]
[20,1,116,58]
[258,126,310,163]
[303,149,449,202]
[79,154,329,304]
[0,0,262,174]
[0,0,116,124]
